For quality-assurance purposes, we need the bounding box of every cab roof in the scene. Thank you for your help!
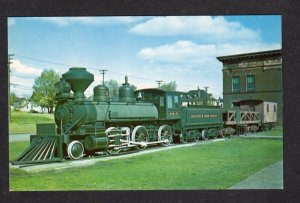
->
[135,88,186,95]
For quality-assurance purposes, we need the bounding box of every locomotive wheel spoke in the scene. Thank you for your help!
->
[158,125,173,146]
[188,130,199,142]
[132,126,149,150]
[208,129,217,139]
[202,130,209,140]
[194,133,200,142]
[180,133,187,144]
[106,127,122,154]
[218,129,225,138]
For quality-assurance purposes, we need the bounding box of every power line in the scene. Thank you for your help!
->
[10,83,32,88]
[10,86,32,91]
[10,83,32,91]
[15,54,75,67]
[12,54,223,93]
[11,86,32,90]
[13,54,185,84]
[13,54,157,82]
[108,70,156,82]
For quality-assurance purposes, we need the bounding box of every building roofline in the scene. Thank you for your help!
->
[217,49,282,62]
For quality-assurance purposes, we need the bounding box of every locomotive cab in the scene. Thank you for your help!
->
[135,88,183,120]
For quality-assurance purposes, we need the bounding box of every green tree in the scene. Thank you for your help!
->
[32,69,60,113]
[160,81,177,91]
[130,84,137,91]
[105,80,120,100]
[9,92,17,106]
[104,79,137,100]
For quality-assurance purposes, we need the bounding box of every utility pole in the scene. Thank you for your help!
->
[156,80,163,88]
[203,86,209,106]
[99,69,107,85]
[8,54,14,123]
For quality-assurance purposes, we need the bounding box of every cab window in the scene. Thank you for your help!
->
[174,95,179,108]
[167,95,173,109]
[160,96,164,107]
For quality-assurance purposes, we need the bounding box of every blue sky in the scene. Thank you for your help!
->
[8,16,281,98]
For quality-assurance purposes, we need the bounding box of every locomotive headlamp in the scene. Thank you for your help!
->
[55,79,72,99]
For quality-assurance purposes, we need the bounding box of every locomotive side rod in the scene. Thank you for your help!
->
[107,140,145,148]
[108,139,170,151]
[120,139,169,146]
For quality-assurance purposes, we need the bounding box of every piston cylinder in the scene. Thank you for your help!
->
[84,135,108,151]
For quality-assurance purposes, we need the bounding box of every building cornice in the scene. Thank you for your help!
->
[217,49,282,63]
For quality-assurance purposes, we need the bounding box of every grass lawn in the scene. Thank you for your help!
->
[253,126,283,136]
[9,111,54,134]
[9,141,30,162]
[9,138,282,190]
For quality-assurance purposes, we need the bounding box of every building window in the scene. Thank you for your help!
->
[246,75,255,92]
[232,76,240,93]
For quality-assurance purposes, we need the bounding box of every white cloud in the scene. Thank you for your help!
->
[9,60,43,97]
[10,60,42,78]
[130,16,260,42]
[138,40,216,64]
[31,17,147,27]
[136,40,281,98]
[138,40,281,64]
[10,75,35,97]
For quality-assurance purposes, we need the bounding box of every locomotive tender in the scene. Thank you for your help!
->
[13,67,277,165]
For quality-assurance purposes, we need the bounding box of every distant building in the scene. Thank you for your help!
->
[181,88,219,107]
[217,49,282,124]
[13,98,28,111]
[13,99,44,113]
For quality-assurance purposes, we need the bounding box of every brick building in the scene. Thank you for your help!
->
[217,49,282,125]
